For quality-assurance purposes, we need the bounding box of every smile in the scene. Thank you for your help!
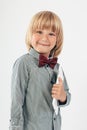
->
[38,42,50,46]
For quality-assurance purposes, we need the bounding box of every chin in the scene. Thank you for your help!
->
[36,49,49,55]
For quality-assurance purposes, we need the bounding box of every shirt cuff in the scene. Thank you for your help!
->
[58,98,67,105]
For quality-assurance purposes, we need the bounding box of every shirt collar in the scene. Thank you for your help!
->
[29,48,40,60]
[29,47,55,60]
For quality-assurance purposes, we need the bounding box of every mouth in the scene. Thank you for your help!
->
[38,42,50,46]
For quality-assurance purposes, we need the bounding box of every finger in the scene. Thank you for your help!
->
[53,83,60,88]
[51,90,57,94]
[52,87,59,92]
[52,89,59,95]
[51,93,60,99]
[52,88,60,95]
[52,94,55,98]
[52,85,59,89]
[52,84,61,90]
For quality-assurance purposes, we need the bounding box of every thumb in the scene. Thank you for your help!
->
[58,77,63,83]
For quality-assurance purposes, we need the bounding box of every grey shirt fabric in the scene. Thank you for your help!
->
[9,48,71,130]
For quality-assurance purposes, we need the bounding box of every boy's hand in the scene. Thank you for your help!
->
[51,77,66,102]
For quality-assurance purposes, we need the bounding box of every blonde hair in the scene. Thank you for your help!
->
[25,11,63,57]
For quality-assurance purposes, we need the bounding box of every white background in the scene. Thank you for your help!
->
[0,0,87,130]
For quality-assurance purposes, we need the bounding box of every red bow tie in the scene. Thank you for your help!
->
[39,54,57,69]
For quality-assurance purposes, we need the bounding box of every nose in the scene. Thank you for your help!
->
[41,34,48,41]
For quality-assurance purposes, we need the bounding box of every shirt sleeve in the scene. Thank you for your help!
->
[9,57,29,130]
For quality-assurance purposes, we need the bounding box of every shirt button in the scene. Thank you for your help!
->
[12,122,15,125]
[45,64,49,67]
[54,118,56,120]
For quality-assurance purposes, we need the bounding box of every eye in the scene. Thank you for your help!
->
[36,30,43,34]
[49,32,56,36]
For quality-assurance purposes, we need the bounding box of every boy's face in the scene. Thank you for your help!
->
[31,29,57,57]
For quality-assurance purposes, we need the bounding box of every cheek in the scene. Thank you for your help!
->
[50,37,56,43]
[50,38,56,50]
[31,35,40,43]
[51,38,56,46]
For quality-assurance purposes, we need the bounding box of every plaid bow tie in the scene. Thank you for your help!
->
[39,54,57,69]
